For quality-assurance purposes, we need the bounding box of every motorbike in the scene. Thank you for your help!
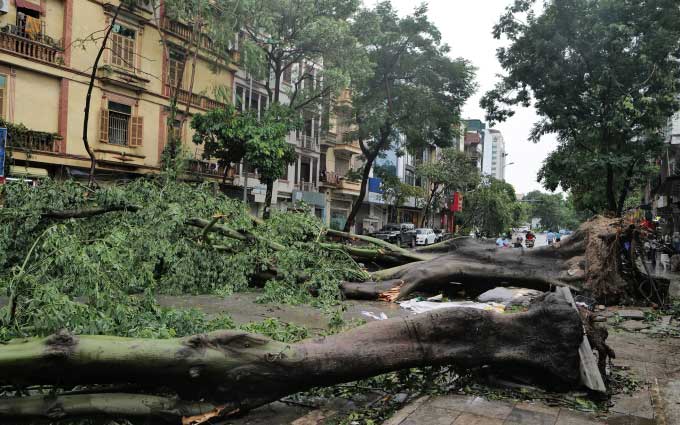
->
[525,238,535,248]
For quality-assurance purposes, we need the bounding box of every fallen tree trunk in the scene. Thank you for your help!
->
[0,295,584,421]
[342,217,668,304]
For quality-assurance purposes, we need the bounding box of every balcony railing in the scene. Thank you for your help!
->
[7,128,60,153]
[161,18,215,51]
[0,25,63,65]
[296,181,317,192]
[164,85,226,110]
[320,170,339,185]
[297,135,319,151]
[188,159,229,178]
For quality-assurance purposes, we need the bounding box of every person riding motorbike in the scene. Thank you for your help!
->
[525,231,536,248]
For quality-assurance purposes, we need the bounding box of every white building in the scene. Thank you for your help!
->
[482,129,506,181]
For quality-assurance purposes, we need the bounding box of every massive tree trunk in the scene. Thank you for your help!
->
[0,294,585,422]
[343,151,374,232]
[341,217,668,304]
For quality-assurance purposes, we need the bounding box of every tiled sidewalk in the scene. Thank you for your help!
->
[383,395,603,425]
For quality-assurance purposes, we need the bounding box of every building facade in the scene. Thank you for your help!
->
[487,129,506,181]
[0,0,366,227]
[645,111,680,236]
[1,0,239,181]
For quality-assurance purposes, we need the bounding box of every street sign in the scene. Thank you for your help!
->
[0,127,6,184]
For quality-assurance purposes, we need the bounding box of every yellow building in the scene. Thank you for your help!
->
[0,0,236,180]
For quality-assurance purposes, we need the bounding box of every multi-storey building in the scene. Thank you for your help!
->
[645,111,680,234]
[1,0,237,181]
[0,0,365,226]
[487,129,506,181]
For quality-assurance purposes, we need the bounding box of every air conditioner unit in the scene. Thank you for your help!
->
[0,0,9,14]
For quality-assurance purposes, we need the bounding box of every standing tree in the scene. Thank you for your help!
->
[416,148,479,227]
[220,0,365,109]
[343,2,476,232]
[190,104,249,183]
[460,177,517,237]
[243,105,300,218]
[524,190,581,231]
[482,0,680,216]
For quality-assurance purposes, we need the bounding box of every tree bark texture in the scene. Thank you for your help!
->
[343,150,375,232]
[342,217,667,304]
[0,295,583,421]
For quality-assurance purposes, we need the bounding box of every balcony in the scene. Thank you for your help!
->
[297,135,319,151]
[161,18,239,62]
[164,85,226,110]
[7,127,61,153]
[296,181,317,192]
[320,170,339,186]
[337,177,361,194]
[188,159,230,179]
[0,25,63,65]
[161,18,214,51]
[334,141,361,156]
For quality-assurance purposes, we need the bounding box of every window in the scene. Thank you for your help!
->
[305,65,315,90]
[282,63,292,84]
[108,102,131,146]
[168,118,182,143]
[0,75,7,119]
[235,84,266,117]
[167,50,185,89]
[111,24,136,71]
[100,101,143,147]
[404,169,415,186]
[16,8,42,40]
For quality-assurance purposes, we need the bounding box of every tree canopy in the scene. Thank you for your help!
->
[523,190,581,231]
[460,177,517,237]
[192,104,300,217]
[416,149,479,226]
[218,0,367,109]
[343,1,476,231]
[482,0,680,215]
[191,104,250,182]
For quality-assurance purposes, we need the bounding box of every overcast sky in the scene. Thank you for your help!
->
[386,0,558,195]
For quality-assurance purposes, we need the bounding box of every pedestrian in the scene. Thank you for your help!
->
[547,230,555,245]
[496,236,504,247]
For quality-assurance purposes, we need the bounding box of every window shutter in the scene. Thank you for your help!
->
[99,109,109,143]
[129,116,143,147]
[0,86,5,119]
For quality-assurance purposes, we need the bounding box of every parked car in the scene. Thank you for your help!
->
[415,228,437,246]
[559,229,572,235]
[433,229,451,243]
[374,223,416,246]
